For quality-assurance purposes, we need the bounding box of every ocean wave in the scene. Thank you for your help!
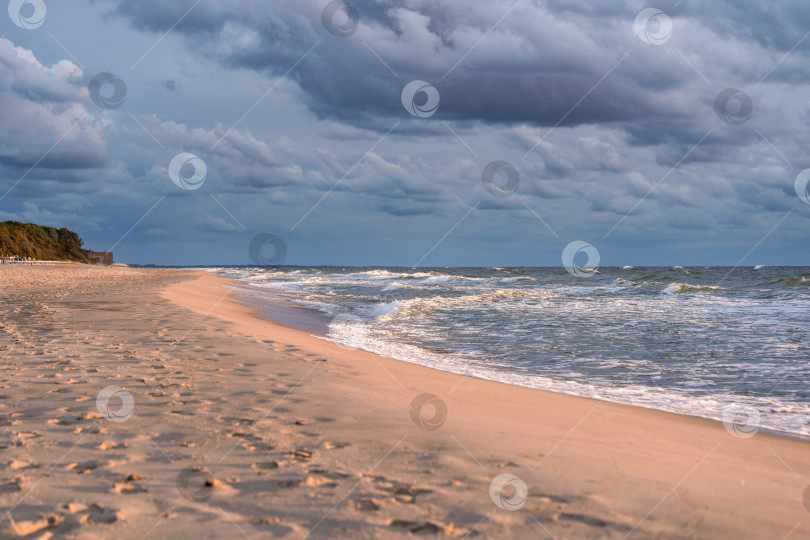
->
[419,275,457,285]
[772,276,810,287]
[371,289,559,319]
[220,265,810,439]
[381,282,418,292]
[500,276,536,283]
[338,269,489,284]
[334,269,438,281]
[361,269,428,279]
[662,282,727,294]
[322,326,810,438]
[502,268,530,275]
[366,300,402,318]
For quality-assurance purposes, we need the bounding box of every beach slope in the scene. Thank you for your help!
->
[0,265,807,539]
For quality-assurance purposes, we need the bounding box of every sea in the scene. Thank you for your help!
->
[203,265,810,439]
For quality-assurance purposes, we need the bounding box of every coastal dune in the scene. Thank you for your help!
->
[0,265,807,538]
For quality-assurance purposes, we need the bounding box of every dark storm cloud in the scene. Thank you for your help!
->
[103,0,810,147]
[549,0,810,53]
[1,0,808,264]
[0,40,109,171]
[98,1,672,131]
[0,34,318,191]
[679,0,810,52]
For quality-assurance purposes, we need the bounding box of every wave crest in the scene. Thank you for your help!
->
[662,283,726,294]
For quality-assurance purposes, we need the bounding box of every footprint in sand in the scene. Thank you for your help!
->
[252,461,281,471]
[251,516,295,531]
[322,441,350,450]
[97,441,126,450]
[7,459,37,470]
[291,449,313,461]
[0,476,23,493]
[308,468,349,480]
[392,485,434,504]
[76,503,123,524]
[275,475,338,489]
[73,425,105,435]
[66,460,99,474]
[112,478,147,494]
[2,513,64,537]
[225,430,262,443]
[351,498,381,512]
[389,520,448,535]
[0,413,21,426]
[66,459,124,474]
[556,512,612,528]
[12,431,39,446]
[302,475,338,488]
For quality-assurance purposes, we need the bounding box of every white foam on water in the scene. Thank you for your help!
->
[219,266,810,439]
[366,300,402,318]
[322,325,810,438]
[381,282,405,291]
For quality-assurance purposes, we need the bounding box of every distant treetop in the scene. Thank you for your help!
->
[0,221,97,262]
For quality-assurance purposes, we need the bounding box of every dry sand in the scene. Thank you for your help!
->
[0,265,808,539]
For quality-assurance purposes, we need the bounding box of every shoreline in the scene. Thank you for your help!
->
[215,270,810,443]
[165,271,810,535]
[1,265,808,538]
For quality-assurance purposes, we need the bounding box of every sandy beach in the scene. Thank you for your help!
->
[0,265,807,539]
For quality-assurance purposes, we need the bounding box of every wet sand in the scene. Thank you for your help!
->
[0,265,808,538]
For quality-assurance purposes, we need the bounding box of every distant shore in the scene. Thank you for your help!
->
[0,265,807,538]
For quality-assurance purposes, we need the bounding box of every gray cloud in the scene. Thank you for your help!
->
[0,1,808,265]
[103,0,810,141]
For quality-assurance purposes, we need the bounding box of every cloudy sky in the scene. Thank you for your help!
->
[1,0,809,266]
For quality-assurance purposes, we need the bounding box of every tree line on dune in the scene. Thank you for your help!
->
[0,221,97,262]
